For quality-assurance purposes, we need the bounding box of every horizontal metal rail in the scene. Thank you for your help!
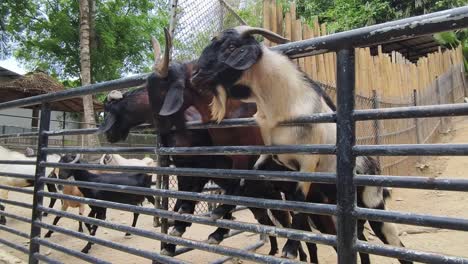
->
[173,230,245,257]
[32,237,112,264]
[38,195,336,247]
[0,237,29,254]
[36,207,300,264]
[42,162,335,183]
[210,241,265,264]
[0,160,37,165]
[354,103,468,121]
[0,198,33,209]
[0,172,35,180]
[355,241,468,264]
[354,144,468,156]
[0,74,148,110]
[34,220,185,264]
[0,210,32,223]
[43,145,337,155]
[273,5,468,58]
[0,223,30,238]
[0,131,39,138]
[38,178,337,216]
[0,184,34,195]
[355,175,468,192]
[356,207,468,231]
[41,162,468,191]
[32,252,62,264]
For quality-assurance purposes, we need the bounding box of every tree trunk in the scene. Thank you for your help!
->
[79,0,100,147]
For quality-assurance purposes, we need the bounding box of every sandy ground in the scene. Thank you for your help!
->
[1,118,468,264]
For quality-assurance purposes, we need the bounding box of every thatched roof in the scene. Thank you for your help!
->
[0,71,103,112]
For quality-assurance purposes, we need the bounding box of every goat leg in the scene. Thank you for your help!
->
[82,210,105,253]
[206,212,233,244]
[0,203,6,225]
[44,216,62,238]
[125,213,139,237]
[44,183,58,217]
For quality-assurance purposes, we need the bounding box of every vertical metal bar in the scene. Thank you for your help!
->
[62,112,66,147]
[29,103,51,264]
[336,48,357,264]
[371,90,381,167]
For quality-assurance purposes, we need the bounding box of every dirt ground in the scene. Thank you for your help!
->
[1,118,468,264]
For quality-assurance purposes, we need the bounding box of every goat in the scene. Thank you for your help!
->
[21,147,87,235]
[97,30,336,261]
[191,26,411,264]
[0,146,60,225]
[101,89,296,257]
[51,154,155,253]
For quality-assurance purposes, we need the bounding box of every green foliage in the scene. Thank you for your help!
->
[278,0,467,33]
[1,0,169,83]
[434,29,468,71]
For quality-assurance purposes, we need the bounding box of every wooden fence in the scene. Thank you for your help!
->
[262,0,467,175]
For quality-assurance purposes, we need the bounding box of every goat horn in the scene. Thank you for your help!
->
[107,90,123,101]
[235,26,290,44]
[151,36,161,65]
[70,154,81,164]
[154,28,172,78]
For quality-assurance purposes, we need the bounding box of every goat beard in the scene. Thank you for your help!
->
[210,85,227,123]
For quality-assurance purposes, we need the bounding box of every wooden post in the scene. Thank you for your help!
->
[372,90,381,167]
[435,77,448,133]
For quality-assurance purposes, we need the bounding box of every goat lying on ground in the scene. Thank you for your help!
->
[0,146,60,225]
[47,154,155,253]
[191,26,411,263]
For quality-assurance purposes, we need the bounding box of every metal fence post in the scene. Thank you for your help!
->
[336,48,357,264]
[28,103,51,264]
[371,90,381,167]
[435,77,448,133]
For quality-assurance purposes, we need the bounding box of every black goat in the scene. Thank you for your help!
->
[50,154,155,253]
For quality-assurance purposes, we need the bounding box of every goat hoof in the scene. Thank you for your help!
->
[169,228,183,237]
[281,249,297,260]
[160,248,175,257]
[44,232,52,238]
[81,248,89,254]
[0,217,6,225]
[210,212,223,220]
[42,212,48,217]
[268,248,278,256]
[207,236,222,245]
[124,233,132,239]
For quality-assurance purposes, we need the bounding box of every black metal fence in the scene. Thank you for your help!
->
[0,6,468,264]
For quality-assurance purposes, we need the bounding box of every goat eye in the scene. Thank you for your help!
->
[228,44,236,52]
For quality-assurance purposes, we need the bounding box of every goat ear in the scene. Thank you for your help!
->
[159,80,185,116]
[221,44,261,70]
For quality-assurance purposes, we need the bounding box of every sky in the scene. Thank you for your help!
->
[0,57,26,75]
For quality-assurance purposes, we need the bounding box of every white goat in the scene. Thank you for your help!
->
[0,146,60,201]
[0,146,61,225]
